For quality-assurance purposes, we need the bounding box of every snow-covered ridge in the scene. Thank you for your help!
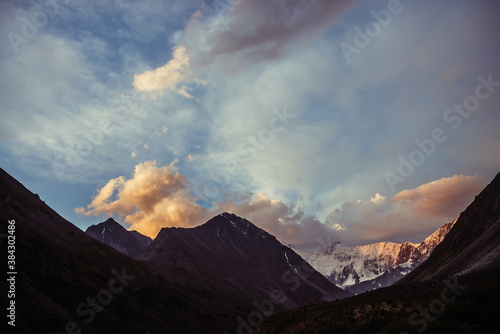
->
[297,220,456,289]
[297,242,414,287]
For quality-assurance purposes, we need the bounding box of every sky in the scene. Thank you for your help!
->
[1,0,499,250]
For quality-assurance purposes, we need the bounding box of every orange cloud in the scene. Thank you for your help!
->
[76,160,206,238]
[391,174,486,219]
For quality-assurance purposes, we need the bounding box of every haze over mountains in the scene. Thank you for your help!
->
[1,167,499,333]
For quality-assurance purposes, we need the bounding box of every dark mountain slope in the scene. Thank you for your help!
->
[398,172,500,283]
[254,267,500,334]
[86,218,152,257]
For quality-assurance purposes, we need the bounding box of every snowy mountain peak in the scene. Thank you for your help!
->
[298,220,456,293]
[423,218,457,245]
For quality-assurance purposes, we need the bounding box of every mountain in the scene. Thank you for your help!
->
[0,168,251,333]
[298,220,456,294]
[344,261,420,295]
[411,219,457,262]
[399,172,500,283]
[85,218,152,257]
[135,212,351,310]
[254,172,500,334]
[298,241,417,287]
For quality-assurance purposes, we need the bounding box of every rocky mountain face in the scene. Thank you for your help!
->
[298,220,456,293]
[135,212,351,309]
[410,219,456,262]
[344,261,420,295]
[85,218,152,257]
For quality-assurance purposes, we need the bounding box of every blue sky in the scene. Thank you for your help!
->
[1,0,499,249]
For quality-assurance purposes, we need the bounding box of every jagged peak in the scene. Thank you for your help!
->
[85,217,122,233]
[103,217,120,225]
[209,212,253,228]
[421,219,457,245]
[200,212,272,240]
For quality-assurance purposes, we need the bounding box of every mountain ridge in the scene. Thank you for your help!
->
[298,219,456,293]
[85,218,152,257]
[135,212,352,309]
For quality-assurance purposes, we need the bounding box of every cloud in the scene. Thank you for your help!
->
[133,0,355,95]
[324,174,487,246]
[210,192,338,249]
[391,174,486,219]
[76,160,337,246]
[76,160,205,237]
[77,160,486,249]
[185,0,355,70]
[133,46,201,98]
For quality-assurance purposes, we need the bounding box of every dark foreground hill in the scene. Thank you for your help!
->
[0,168,250,334]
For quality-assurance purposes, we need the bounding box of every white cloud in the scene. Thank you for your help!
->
[133,0,355,96]
[133,46,204,98]
[187,154,199,162]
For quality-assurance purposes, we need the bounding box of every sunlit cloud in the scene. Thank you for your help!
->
[391,174,485,219]
[133,0,355,97]
[76,161,339,244]
[322,174,486,245]
[76,161,486,249]
[76,160,205,237]
[133,46,203,98]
